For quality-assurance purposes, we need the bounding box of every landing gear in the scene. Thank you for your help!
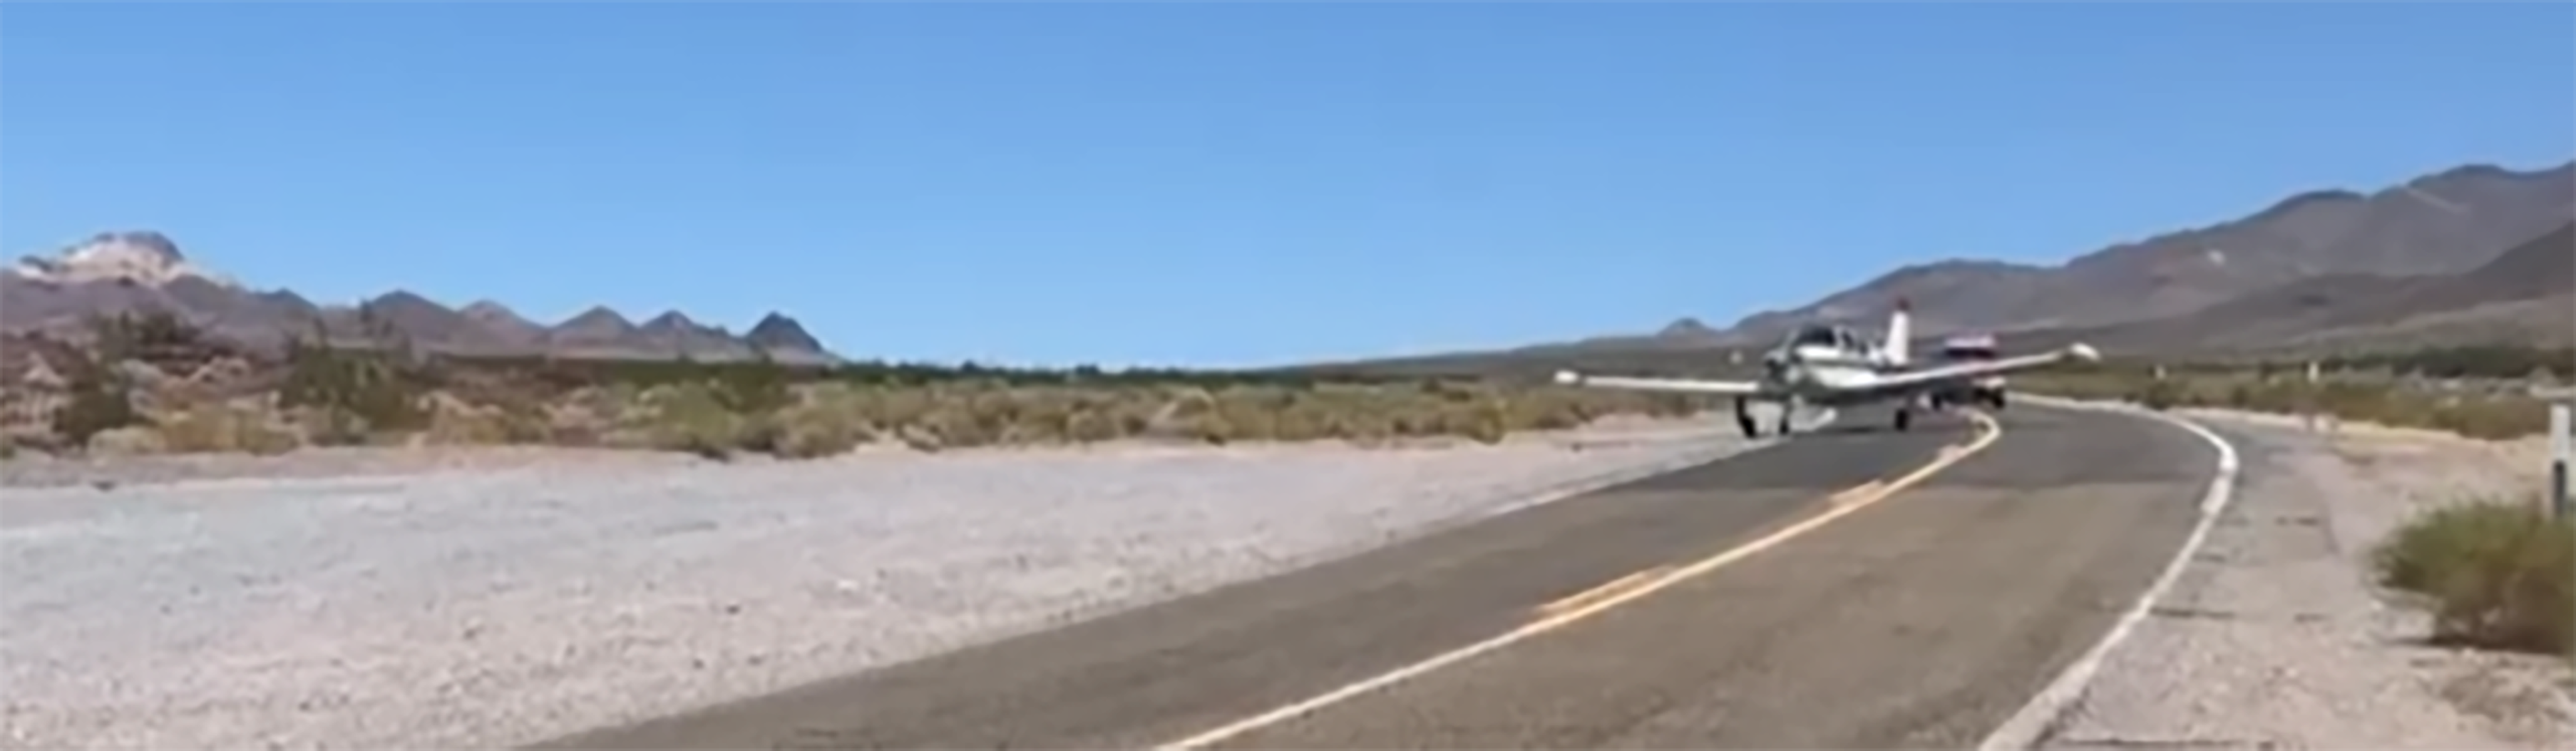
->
[1988,389,2009,411]
[1732,395,1798,439]
[1893,404,1914,432]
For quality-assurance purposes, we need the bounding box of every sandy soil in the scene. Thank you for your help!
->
[0,415,1770,750]
[2040,405,2573,750]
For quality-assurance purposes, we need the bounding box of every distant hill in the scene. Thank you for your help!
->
[0,231,842,365]
[1711,160,2574,345]
[2111,220,2572,352]
[1288,158,2575,378]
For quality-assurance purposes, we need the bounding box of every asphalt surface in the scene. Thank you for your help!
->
[533,402,2217,750]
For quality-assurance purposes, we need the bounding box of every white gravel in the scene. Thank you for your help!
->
[0,417,1765,750]
[2038,407,2575,750]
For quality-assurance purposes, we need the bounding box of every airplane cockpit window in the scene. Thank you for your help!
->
[1787,325,1839,349]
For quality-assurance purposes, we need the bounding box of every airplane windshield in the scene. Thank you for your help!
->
[1787,326,1840,349]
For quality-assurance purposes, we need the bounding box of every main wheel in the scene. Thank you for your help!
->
[1989,389,2009,411]
[1894,407,1914,431]
[1733,396,1761,438]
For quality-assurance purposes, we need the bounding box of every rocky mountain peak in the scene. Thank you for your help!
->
[8,230,238,289]
[746,312,824,353]
[1656,317,1720,339]
[1,231,846,364]
[459,300,528,324]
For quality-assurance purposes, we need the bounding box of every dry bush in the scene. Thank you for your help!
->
[769,383,875,459]
[575,377,1712,457]
[76,350,1733,459]
[151,398,302,456]
[2372,497,2573,655]
[51,357,145,449]
[613,382,765,459]
[278,337,433,446]
[419,391,548,447]
[85,426,167,456]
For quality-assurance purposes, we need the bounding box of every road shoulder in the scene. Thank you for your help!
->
[2036,407,2574,749]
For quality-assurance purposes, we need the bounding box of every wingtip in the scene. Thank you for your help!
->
[1552,369,1583,386]
[2066,342,2101,362]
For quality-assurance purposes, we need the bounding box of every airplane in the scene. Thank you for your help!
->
[1550,300,2101,437]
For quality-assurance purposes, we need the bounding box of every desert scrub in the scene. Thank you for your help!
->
[768,384,876,458]
[51,355,145,449]
[420,391,550,446]
[2032,367,2557,441]
[152,399,303,456]
[2371,497,2573,655]
[278,337,433,446]
[616,382,767,459]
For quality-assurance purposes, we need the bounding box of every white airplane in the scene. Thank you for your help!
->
[1551,300,2101,437]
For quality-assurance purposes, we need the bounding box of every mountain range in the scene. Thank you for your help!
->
[11,158,2567,376]
[0,232,841,365]
[1701,160,2575,347]
[1283,158,2574,379]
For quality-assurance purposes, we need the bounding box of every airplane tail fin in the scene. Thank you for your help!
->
[1886,298,1911,366]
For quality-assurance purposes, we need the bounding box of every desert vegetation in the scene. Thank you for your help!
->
[2015,347,2569,441]
[0,311,1725,461]
[2023,349,2574,658]
[2371,496,2573,656]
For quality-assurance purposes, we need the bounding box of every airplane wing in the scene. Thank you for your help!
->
[1548,342,2099,400]
[1860,343,2100,395]
[1550,370,1769,395]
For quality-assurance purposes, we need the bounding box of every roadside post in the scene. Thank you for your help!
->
[2552,402,2569,519]
[2303,360,2321,433]
[2534,384,2576,519]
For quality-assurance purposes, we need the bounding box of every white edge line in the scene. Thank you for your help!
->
[1974,394,2242,751]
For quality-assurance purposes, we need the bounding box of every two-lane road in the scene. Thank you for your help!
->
[534,403,2215,750]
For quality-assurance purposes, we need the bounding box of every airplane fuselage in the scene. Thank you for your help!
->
[1762,344,1917,406]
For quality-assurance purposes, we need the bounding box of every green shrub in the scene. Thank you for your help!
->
[2371,498,2573,655]
[624,382,760,459]
[53,359,143,448]
[279,335,433,445]
[2135,379,2183,411]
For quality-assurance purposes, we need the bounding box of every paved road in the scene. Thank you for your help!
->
[532,402,2216,750]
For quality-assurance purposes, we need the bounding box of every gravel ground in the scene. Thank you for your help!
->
[0,416,1770,750]
[2039,407,2575,750]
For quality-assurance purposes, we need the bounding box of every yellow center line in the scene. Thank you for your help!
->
[1829,480,1891,510]
[1533,565,1677,618]
[1153,411,2005,750]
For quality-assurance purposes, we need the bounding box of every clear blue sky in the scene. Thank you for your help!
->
[5,3,2570,368]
